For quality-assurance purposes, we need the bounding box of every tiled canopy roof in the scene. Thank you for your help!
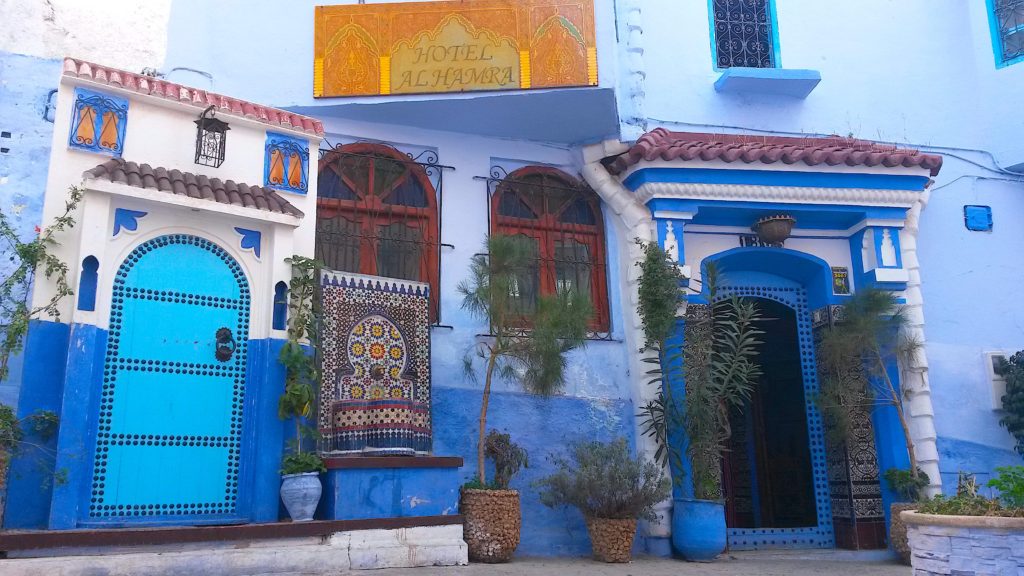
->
[84,158,304,218]
[63,57,324,137]
[606,128,943,176]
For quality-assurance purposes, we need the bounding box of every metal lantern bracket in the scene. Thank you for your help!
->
[195,105,230,168]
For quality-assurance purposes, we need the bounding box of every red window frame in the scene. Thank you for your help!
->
[316,143,439,320]
[490,166,610,332]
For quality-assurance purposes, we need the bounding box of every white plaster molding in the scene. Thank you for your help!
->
[581,142,667,539]
[320,269,430,294]
[873,268,909,283]
[84,178,303,227]
[652,210,695,221]
[618,0,647,140]
[899,191,943,495]
[635,182,922,208]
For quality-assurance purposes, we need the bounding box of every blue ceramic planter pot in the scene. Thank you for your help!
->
[671,498,726,561]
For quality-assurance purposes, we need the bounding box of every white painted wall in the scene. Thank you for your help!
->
[0,0,171,70]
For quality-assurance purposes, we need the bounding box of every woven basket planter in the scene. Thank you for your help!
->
[460,488,521,563]
[890,502,916,565]
[586,517,637,563]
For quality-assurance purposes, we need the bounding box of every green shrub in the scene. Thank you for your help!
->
[987,466,1024,509]
[485,430,528,490]
[884,468,929,502]
[997,353,1024,455]
[535,438,670,521]
[281,452,327,475]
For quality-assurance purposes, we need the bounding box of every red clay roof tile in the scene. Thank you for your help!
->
[84,158,304,218]
[607,128,943,177]
[63,57,324,137]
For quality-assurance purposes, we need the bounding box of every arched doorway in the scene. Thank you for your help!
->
[84,234,251,526]
[725,297,817,529]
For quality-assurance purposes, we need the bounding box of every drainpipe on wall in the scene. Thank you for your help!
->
[899,190,943,496]
[581,140,673,544]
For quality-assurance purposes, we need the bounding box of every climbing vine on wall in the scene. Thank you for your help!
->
[997,352,1024,455]
[0,186,83,380]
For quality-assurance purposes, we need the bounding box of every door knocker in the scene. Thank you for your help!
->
[215,327,236,362]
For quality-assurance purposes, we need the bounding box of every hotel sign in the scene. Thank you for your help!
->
[313,0,598,97]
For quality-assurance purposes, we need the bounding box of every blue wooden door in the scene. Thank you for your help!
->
[87,235,250,525]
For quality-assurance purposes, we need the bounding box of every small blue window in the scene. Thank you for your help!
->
[78,256,99,311]
[264,132,309,194]
[965,205,993,232]
[68,88,128,156]
[272,281,288,331]
[987,0,1024,67]
[709,0,779,69]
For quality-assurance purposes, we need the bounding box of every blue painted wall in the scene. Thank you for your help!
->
[433,385,635,557]
[322,466,461,520]
[0,52,60,409]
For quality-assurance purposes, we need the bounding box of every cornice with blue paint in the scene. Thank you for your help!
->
[646,198,907,230]
[623,167,931,192]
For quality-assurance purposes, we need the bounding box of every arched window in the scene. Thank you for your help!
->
[491,166,609,331]
[316,143,439,318]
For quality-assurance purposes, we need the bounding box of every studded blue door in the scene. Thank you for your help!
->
[88,235,250,524]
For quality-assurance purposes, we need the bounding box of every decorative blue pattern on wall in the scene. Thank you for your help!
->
[68,87,128,157]
[234,227,261,258]
[112,208,146,237]
[264,132,308,194]
[87,234,250,524]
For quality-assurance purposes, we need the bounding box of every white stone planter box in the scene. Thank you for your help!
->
[902,510,1024,575]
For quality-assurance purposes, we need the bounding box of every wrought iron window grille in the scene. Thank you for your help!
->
[711,0,776,69]
[194,105,229,168]
[264,133,310,193]
[994,0,1024,63]
[316,139,454,327]
[68,87,128,156]
[475,165,613,340]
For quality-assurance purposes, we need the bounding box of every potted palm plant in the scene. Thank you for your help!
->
[458,234,591,563]
[277,256,326,522]
[536,438,670,563]
[672,262,763,561]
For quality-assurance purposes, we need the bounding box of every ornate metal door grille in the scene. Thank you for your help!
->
[88,235,250,523]
[712,0,776,68]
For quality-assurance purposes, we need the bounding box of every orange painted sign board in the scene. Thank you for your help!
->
[313,0,598,97]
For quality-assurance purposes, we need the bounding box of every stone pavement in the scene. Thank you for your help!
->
[266,552,909,576]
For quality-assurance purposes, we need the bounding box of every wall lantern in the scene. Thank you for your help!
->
[194,105,229,168]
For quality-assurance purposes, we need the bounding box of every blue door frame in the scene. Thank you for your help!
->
[81,234,252,527]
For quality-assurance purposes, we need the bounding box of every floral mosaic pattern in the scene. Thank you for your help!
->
[319,271,431,455]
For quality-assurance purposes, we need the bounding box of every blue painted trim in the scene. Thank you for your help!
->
[986,0,1024,68]
[872,227,903,269]
[264,132,309,194]
[714,67,821,99]
[112,208,147,237]
[272,281,288,331]
[68,87,128,157]
[234,227,262,259]
[3,320,70,529]
[647,198,908,232]
[49,323,106,529]
[624,167,930,192]
[964,205,994,231]
[707,0,782,70]
[77,256,99,312]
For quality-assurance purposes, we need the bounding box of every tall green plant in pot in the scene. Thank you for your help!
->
[458,234,591,563]
[815,288,923,558]
[641,261,763,561]
[277,256,326,522]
